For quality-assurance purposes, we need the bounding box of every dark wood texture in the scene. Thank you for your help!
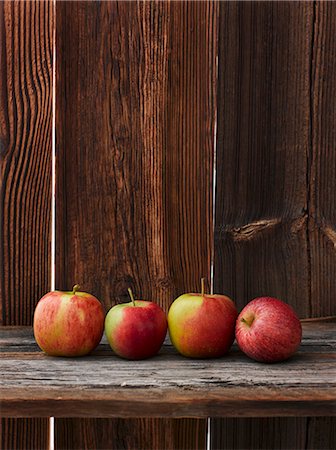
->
[55,1,217,448]
[0,1,53,449]
[1,324,335,418]
[0,0,53,324]
[0,418,49,450]
[55,0,216,308]
[310,1,336,318]
[54,418,206,450]
[214,0,313,315]
[212,1,336,449]
[211,417,336,450]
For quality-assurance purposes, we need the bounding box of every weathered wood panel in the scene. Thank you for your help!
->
[1,324,335,418]
[54,418,206,450]
[0,0,53,324]
[213,0,312,315]
[310,1,336,318]
[211,417,336,450]
[55,1,217,448]
[0,418,49,450]
[0,1,53,449]
[306,417,336,450]
[211,1,336,449]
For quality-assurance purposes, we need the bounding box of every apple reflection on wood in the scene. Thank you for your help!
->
[33,280,302,362]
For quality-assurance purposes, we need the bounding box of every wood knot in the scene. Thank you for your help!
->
[230,218,281,241]
[156,277,174,291]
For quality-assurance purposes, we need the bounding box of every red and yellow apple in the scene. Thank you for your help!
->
[104,288,168,360]
[33,285,105,356]
[167,279,238,358]
[235,297,302,363]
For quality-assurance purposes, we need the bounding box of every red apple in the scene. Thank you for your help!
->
[167,279,238,358]
[104,288,168,360]
[235,297,302,363]
[33,285,105,356]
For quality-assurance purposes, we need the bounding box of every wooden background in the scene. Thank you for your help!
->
[1,1,335,449]
[1,1,53,449]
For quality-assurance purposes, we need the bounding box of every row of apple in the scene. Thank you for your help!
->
[33,279,302,363]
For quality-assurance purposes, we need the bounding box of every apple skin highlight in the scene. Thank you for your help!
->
[235,297,302,363]
[168,293,238,358]
[105,301,168,360]
[33,290,105,357]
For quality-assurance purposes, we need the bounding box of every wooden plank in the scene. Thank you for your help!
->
[54,418,206,450]
[1,324,335,418]
[300,3,336,446]
[0,418,49,450]
[0,0,53,324]
[0,1,53,449]
[55,1,217,448]
[310,1,336,318]
[211,1,326,449]
[305,417,336,450]
[212,417,336,450]
[213,0,313,315]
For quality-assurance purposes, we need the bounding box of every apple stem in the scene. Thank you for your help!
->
[72,284,80,294]
[201,277,206,296]
[241,316,254,327]
[128,288,136,306]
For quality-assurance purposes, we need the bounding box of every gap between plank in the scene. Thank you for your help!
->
[49,0,56,449]
[208,38,219,450]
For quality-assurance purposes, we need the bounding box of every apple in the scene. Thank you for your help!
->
[167,278,238,358]
[104,288,168,360]
[33,285,105,356]
[235,297,302,363]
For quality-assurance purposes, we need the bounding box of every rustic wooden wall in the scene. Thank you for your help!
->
[0,1,53,449]
[212,1,336,449]
[55,1,217,448]
[2,0,336,449]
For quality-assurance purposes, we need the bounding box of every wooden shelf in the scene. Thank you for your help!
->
[1,323,335,418]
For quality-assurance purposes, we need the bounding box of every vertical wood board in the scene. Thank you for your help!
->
[55,418,206,450]
[55,1,217,449]
[309,1,336,317]
[0,1,53,449]
[211,1,336,449]
[0,0,52,325]
[211,417,336,450]
[1,418,49,450]
[213,0,313,316]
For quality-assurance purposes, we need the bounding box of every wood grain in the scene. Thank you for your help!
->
[305,417,336,450]
[1,324,335,418]
[55,1,217,448]
[0,1,53,449]
[211,417,336,450]
[310,1,336,318]
[212,1,336,449]
[0,418,49,450]
[0,0,52,324]
[213,0,312,316]
[54,418,206,450]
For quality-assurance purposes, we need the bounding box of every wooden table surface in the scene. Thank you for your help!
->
[1,323,335,418]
